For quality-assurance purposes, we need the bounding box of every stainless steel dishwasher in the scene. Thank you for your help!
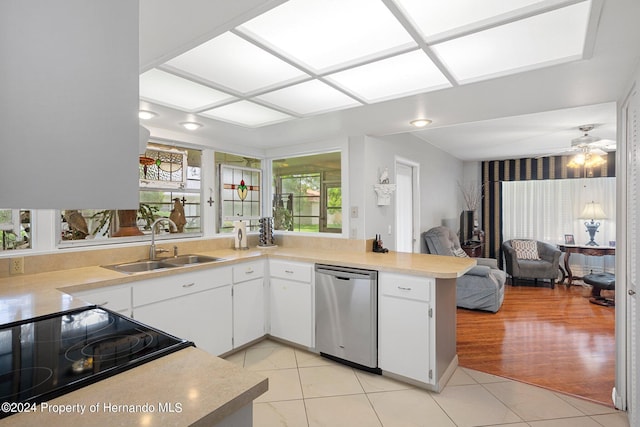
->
[315,264,380,373]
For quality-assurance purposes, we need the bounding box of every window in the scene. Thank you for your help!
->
[0,209,31,251]
[272,152,342,233]
[502,177,615,244]
[215,153,262,233]
[59,144,202,245]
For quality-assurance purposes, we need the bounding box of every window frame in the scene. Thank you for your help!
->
[269,149,345,236]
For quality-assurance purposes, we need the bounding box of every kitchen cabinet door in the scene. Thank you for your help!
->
[72,285,131,317]
[378,272,433,384]
[233,278,265,348]
[134,285,233,356]
[269,277,312,347]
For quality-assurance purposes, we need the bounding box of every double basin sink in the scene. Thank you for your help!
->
[103,255,225,274]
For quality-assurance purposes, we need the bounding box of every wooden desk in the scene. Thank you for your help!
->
[557,244,615,285]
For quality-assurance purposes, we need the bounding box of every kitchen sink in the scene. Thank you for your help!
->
[102,260,178,274]
[163,254,225,266]
[102,255,225,274]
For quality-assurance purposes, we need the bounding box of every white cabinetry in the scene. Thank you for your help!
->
[378,273,433,384]
[132,268,233,356]
[269,260,314,347]
[232,261,265,348]
[378,272,457,391]
[72,284,131,317]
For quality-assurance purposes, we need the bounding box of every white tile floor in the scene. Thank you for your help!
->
[225,339,629,427]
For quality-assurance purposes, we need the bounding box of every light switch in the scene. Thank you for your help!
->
[350,206,358,218]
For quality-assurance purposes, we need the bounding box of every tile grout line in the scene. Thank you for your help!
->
[353,368,385,427]
[294,349,312,427]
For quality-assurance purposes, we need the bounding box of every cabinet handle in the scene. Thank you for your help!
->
[246,268,254,274]
[397,286,412,291]
[285,270,294,274]
[182,283,196,288]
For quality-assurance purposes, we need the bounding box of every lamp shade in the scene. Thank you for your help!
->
[580,201,607,220]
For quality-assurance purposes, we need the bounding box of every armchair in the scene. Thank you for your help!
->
[423,226,506,313]
[502,239,561,288]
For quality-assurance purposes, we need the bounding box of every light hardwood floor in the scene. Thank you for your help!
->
[456,281,616,406]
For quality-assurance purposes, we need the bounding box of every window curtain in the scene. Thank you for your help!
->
[502,177,615,276]
[502,178,616,246]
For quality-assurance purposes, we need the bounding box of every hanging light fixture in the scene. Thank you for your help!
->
[567,147,606,170]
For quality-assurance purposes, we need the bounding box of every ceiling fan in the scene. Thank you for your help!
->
[537,124,616,161]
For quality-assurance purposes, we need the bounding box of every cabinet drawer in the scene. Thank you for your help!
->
[233,261,264,283]
[75,285,130,313]
[270,260,312,282]
[133,267,232,307]
[379,272,433,302]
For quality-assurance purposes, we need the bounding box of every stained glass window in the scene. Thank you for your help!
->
[219,165,261,233]
[139,145,188,189]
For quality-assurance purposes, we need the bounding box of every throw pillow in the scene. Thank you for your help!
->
[452,247,469,258]
[512,239,540,260]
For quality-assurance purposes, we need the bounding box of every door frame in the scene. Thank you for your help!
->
[395,157,420,253]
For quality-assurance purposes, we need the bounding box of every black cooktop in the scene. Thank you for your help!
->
[0,306,193,417]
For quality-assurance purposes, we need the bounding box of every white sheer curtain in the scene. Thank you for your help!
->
[502,177,616,274]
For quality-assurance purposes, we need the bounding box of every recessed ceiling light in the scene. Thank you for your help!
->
[138,110,157,120]
[410,119,432,128]
[180,122,203,131]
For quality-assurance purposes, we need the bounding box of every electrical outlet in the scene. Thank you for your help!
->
[10,257,24,275]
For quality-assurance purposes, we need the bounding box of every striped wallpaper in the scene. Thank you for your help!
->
[480,152,616,262]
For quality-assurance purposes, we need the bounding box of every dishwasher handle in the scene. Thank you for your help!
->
[315,264,377,280]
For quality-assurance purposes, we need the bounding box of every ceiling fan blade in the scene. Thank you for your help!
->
[589,148,607,156]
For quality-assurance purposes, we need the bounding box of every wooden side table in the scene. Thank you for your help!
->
[557,244,615,285]
[461,242,484,258]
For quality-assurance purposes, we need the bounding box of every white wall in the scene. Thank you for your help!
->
[353,133,463,251]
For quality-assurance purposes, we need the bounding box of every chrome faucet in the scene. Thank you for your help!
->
[149,218,177,260]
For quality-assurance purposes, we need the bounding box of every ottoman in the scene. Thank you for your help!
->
[583,272,615,307]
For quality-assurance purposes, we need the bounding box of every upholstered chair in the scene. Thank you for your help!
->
[423,226,506,313]
[502,239,561,287]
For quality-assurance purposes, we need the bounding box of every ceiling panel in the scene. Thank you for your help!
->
[393,0,548,39]
[200,100,294,127]
[139,69,235,111]
[238,0,416,72]
[432,1,591,82]
[255,79,362,115]
[140,0,605,133]
[326,50,451,103]
[164,32,308,94]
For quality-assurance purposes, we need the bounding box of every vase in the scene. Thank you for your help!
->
[460,210,474,245]
[112,209,143,237]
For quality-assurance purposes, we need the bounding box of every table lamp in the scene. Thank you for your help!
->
[580,201,607,246]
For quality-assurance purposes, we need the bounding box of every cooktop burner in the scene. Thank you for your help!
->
[0,307,193,417]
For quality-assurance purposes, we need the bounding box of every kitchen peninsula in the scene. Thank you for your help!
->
[0,238,474,426]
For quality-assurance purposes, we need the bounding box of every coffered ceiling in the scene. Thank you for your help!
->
[139,0,640,159]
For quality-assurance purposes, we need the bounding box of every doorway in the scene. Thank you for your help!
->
[395,158,419,253]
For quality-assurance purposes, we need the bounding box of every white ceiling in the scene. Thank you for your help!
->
[139,0,640,160]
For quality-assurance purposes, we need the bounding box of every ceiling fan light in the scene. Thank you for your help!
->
[584,153,606,168]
